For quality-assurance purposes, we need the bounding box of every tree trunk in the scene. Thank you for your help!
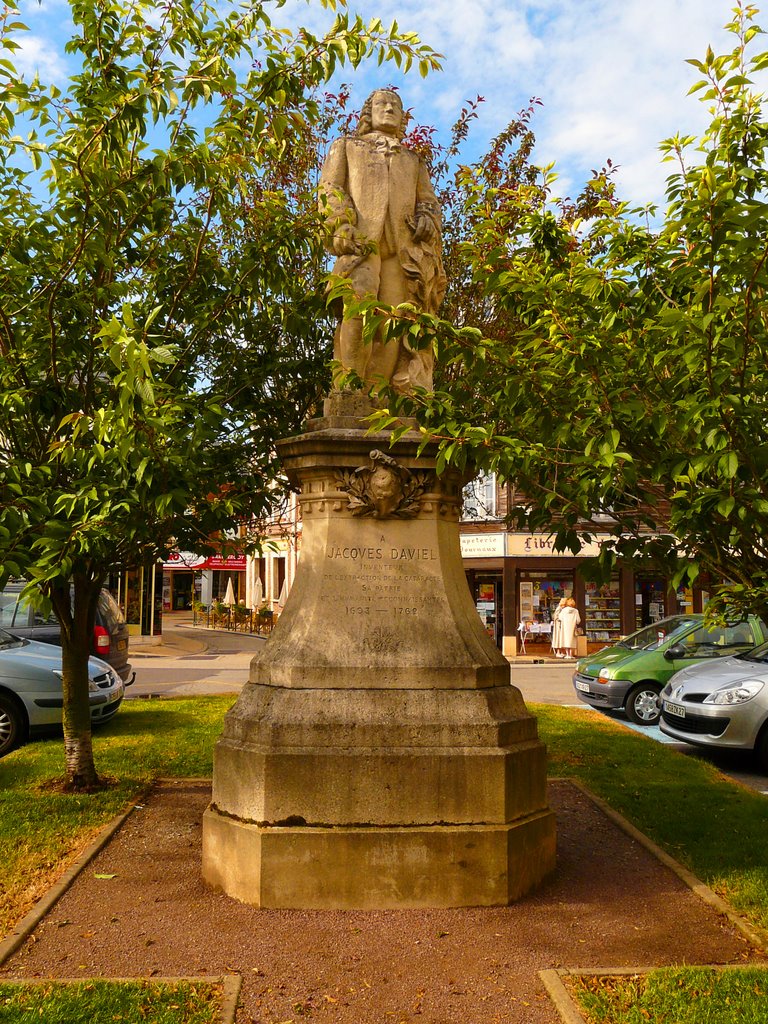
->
[51,578,102,791]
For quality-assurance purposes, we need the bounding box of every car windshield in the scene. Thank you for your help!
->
[0,627,25,650]
[615,616,700,651]
[737,639,768,664]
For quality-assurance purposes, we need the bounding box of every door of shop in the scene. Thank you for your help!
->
[634,576,667,629]
[518,571,575,651]
[472,574,503,648]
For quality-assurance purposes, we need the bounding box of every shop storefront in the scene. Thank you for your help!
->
[459,528,706,658]
[461,533,505,649]
[584,577,622,644]
[474,576,502,645]
[634,574,669,629]
[207,554,248,605]
[161,552,247,612]
[162,552,205,611]
[107,562,163,640]
[518,570,575,650]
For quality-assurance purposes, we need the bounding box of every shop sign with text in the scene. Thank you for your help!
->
[162,551,247,571]
[505,534,606,558]
[207,554,247,570]
[460,533,505,558]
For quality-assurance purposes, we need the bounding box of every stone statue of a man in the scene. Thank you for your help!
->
[319,89,446,393]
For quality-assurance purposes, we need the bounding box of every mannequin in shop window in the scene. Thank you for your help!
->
[551,597,567,658]
[558,597,581,659]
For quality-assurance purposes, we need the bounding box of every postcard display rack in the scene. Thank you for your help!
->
[584,583,622,643]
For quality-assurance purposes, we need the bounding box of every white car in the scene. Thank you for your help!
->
[0,627,125,757]
[660,641,768,771]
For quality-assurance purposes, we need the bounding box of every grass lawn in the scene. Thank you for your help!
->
[0,978,222,1023]
[569,966,768,1023]
[1,694,767,1024]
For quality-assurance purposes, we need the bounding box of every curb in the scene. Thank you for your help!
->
[563,777,768,953]
[538,969,589,1024]
[0,780,239,1018]
[221,972,242,1022]
[3,776,766,1024]
[131,634,210,658]
[0,780,211,969]
[131,627,269,659]
[0,790,149,968]
[0,974,241,1024]
[542,779,768,1024]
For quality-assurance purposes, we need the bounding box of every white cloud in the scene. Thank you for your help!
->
[9,0,759,208]
[9,0,72,83]
[12,32,69,82]
[527,0,735,204]
[286,0,747,207]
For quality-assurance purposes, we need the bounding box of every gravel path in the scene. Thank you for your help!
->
[2,780,762,1023]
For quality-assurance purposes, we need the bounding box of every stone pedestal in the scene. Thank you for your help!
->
[202,417,556,907]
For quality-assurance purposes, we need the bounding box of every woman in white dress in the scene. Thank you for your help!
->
[558,597,581,659]
[551,598,567,658]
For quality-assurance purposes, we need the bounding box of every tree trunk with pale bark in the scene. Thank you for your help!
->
[51,578,102,791]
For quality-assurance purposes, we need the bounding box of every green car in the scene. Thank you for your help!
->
[572,614,768,725]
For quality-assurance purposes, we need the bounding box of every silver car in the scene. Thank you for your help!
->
[660,641,768,771]
[0,627,126,757]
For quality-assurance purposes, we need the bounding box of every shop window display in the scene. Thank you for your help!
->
[584,579,621,643]
[474,577,501,646]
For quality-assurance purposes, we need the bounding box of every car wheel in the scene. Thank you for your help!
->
[625,684,662,726]
[0,694,24,757]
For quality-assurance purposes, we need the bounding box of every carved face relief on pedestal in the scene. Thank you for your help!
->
[336,450,430,519]
[367,460,403,517]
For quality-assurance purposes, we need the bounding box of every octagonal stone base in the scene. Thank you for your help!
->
[202,809,556,909]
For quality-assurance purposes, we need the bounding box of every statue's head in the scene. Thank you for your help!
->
[356,89,406,140]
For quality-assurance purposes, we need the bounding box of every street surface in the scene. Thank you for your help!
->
[128,620,265,697]
[127,614,768,794]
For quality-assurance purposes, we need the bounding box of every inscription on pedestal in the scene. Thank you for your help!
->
[325,545,437,562]
[324,540,437,621]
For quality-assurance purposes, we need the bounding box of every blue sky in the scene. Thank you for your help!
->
[10,0,750,208]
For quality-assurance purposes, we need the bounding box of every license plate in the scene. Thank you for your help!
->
[575,680,591,693]
[664,700,686,718]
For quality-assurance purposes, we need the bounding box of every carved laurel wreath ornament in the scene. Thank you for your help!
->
[336,450,431,519]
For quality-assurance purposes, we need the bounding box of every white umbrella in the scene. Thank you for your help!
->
[277,578,288,610]
[253,576,263,608]
[223,577,236,606]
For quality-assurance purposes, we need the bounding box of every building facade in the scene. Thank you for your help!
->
[460,475,706,657]
[119,475,703,658]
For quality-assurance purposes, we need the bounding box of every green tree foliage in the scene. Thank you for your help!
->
[0,0,439,788]
[371,2,768,620]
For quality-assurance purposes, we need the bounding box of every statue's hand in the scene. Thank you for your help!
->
[412,212,434,244]
[332,224,361,256]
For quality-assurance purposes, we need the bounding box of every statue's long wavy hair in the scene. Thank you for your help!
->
[355,89,406,140]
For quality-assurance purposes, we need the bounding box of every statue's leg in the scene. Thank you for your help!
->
[336,255,381,379]
[367,254,407,384]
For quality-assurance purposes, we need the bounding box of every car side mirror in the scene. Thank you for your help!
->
[664,643,689,661]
